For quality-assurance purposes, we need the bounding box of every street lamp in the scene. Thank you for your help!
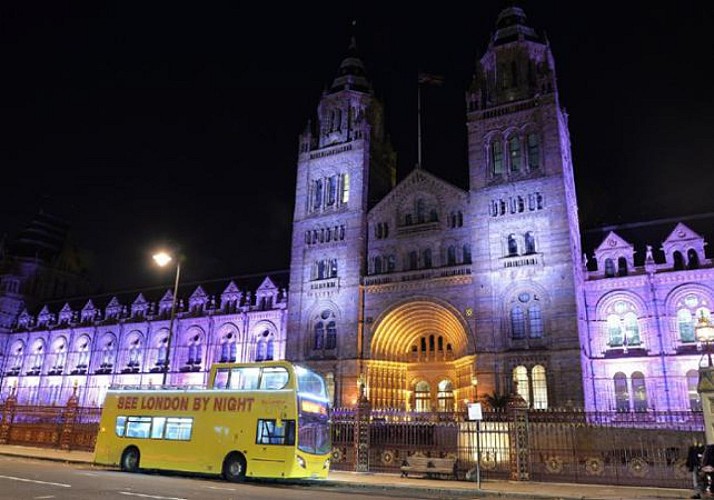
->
[153,251,181,386]
[696,311,714,367]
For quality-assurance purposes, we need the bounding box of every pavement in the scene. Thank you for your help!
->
[0,444,695,500]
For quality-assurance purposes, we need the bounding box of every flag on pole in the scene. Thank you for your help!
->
[418,72,445,86]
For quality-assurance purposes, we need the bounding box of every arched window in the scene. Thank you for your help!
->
[678,309,695,343]
[408,250,418,270]
[341,173,350,203]
[614,372,629,412]
[429,208,438,222]
[128,338,142,369]
[325,321,336,350]
[447,246,457,265]
[314,322,325,350]
[491,141,504,175]
[327,176,337,206]
[313,179,323,210]
[416,199,426,223]
[631,371,647,412]
[688,249,700,269]
[513,366,529,405]
[524,232,536,254]
[156,336,168,367]
[422,248,432,268]
[256,330,273,361]
[527,133,540,169]
[51,338,67,373]
[604,258,616,277]
[508,234,518,256]
[101,336,115,369]
[623,312,640,346]
[532,365,548,409]
[509,136,521,172]
[511,306,526,339]
[9,341,24,373]
[219,332,237,363]
[463,244,472,264]
[414,381,431,412]
[528,303,543,338]
[187,334,202,366]
[75,336,90,371]
[687,369,702,411]
[607,315,623,346]
[387,255,396,272]
[618,257,628,276]
[437,380,454,412]
[374,256,382,274]
[673,251,685,270]
[457,211,463,226]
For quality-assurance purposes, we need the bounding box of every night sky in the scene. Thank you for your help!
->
[1,2,713,293]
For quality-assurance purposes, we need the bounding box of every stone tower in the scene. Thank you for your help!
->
[466,5,584,406]
[286,37,396,405]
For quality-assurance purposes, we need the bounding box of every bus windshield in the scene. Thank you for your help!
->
[295,366,327,399]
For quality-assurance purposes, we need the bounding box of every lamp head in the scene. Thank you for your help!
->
[153,252,173,267]
[696,311,714,344]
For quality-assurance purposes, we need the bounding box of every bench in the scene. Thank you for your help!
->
[400,454,457,479]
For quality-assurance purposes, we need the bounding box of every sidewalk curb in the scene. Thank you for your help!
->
[0,449,97,467]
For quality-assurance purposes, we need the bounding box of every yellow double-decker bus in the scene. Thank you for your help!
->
[93,360,331,481]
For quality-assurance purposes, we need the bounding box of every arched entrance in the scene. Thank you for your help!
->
[367,299,474,410]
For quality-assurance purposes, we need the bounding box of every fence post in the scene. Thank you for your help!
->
[354,376,371,472]
[0,386,17,444]
[60,384,79,451]
[508,392,530,481]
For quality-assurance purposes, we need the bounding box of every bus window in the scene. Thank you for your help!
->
[165,418,193,441]
[257,419,295,445]
[151,417,166,439]
[296,367,327,399]
[126,417,152,439]
[115,416,127,437]
[260,367,289,390]
[230,367,260,390]
[214,369,229,389]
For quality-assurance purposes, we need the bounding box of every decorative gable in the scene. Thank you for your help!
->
[105,297,122,319]
[662,222,708,270]
[189,286,208,313]
[131,293,149,318]
[158,289,175,316]
[58,303,74,324]
[81,299,97,323]
[37,305,54,327]
[17,308,32,329]
[255,277,278,310]
[593,231,635,277]
[220,281,243,312]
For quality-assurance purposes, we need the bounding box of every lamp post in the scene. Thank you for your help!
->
[696,311,714,367]
[153,251,181,386]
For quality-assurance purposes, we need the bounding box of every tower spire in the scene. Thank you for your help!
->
[329,22,371,94]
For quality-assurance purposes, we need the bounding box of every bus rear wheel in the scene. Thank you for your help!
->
[222,452,247,482]
[120,446,140,473]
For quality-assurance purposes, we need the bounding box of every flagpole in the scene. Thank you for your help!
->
[417,75,423,169]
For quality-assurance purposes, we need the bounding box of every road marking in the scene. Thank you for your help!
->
[119,492,187,500]
[77,472,99,477]
[0,475,71,488]
[207,486,236,491]
[33,496,56,499]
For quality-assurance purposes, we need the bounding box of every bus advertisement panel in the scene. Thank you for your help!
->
[93,361,331,481]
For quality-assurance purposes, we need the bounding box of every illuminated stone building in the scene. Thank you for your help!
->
[1,6,712,415]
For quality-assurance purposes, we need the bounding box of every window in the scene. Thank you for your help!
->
[507,234,518,256]
[604,258,616,278]
[491,141,504,175]
[687,369,702,411]
[532,366,548,409]
[524,232,536,254]
[416,199,426,223]
[631,372,647,412]
[437,380,454,412]
[447,245,457,265]
[325,321,336,350]
[423,248,432,268]
[408,250,418,270]
[313,179,323,210]
[260,366,289,390]
[219,332,237,362]
[614,372,629,412]
[513,366,529,405]
[341,173,350,203]
[688,249,700,269]
[463,244,472,264]
[117,416,193,441]
[509,136,521,172]
[257,419,296,445]
[511,306,526,339]
[527,133,540,169]
[678,309,695,343]
[528,303,543,338]
[414,381,431,412]
[374,256,382,274]
[327,176,337,206]
[673,251,685,270]
[617,257,628,276]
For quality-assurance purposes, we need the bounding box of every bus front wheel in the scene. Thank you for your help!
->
[222,452,247,482]
[120,446,140,473]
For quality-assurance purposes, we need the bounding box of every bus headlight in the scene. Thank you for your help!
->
[323,458,330,469]
[296,455,306,469]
